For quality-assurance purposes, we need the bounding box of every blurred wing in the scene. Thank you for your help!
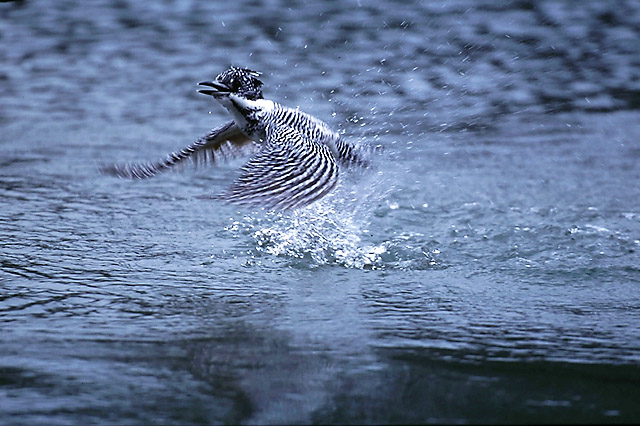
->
[219,127,339,210]
[335,136,372,167]
[100,121,254,179]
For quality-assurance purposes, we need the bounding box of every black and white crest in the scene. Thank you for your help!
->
[214,66,264,100]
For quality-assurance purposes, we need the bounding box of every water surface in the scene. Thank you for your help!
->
[1,0,640,424]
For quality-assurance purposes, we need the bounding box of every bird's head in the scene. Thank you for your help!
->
[198,66,264,101]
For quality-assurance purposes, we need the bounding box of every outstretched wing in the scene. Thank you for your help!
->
[100,121,254,179]
[218,126,339,210]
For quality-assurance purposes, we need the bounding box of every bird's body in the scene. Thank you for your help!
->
[101,66,367,209]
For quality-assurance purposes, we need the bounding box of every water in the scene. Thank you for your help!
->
[2,0,640,423]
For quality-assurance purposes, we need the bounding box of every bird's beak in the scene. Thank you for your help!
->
[198,80,231,97]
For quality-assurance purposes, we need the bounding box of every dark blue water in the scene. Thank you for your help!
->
[1,0,640,424]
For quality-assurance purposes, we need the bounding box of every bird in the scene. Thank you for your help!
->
[101,66,368,210]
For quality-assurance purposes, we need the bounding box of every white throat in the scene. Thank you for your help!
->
[217,96,274,130]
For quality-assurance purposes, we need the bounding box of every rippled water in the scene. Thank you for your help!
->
[2,0,640,424]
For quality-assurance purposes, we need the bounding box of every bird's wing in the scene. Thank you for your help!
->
[334,136,371,167]
[218,126,339,210]
[100,121,255,179]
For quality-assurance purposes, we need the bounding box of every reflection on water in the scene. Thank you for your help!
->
[2,0,640,424]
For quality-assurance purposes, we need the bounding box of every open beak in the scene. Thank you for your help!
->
[198,80,231,97]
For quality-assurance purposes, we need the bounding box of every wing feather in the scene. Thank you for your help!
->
[218,126,338,209]
[100,121,254,179]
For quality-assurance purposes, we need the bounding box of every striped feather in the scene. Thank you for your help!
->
[218,124,338,210]
[99,121,254,179]
[270,105,369,167]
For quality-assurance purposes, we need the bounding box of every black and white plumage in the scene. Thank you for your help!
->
[222,120,339,210]
[100,121,254,179]
[101,66,367,209]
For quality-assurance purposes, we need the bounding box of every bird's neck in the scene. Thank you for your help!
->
[220,96,275,141]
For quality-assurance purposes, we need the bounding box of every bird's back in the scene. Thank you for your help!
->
[266,104,339,144]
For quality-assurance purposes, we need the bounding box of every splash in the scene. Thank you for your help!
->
[222,168,442,270]
[225,170,388,269]
[252,201,387,269]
